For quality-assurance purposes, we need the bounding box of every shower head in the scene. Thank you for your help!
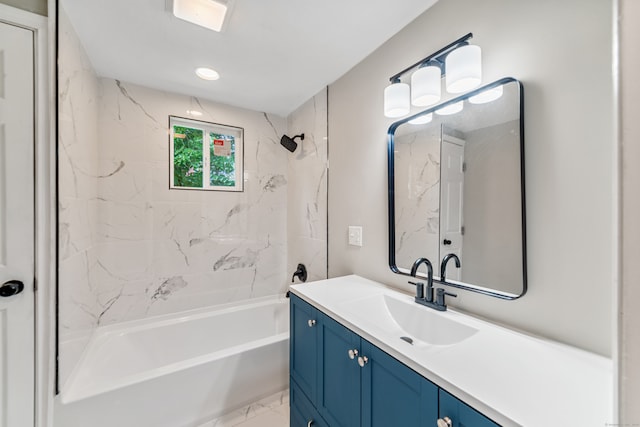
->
[280,133,304,152]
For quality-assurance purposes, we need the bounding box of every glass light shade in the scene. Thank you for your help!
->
[408,113,433,125]
[446,45,482,93]
[384,82,410,118]
[411,66,441,107]
[469,85,504,104]
[435,101,464,115]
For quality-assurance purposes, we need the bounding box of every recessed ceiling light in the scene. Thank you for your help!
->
[195,67,220,81]
[173,0,229,32]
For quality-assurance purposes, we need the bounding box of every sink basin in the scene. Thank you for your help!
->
[341,293,478,346]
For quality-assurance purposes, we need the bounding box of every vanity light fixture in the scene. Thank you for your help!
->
[435,101,464,116]
[195,67,220,81]
[408,113,433,125]
[445,44,482,93]
[411,63,441,107]
[383,33,482,118]
[469,85,503,104]
[172,0,230,32]
[384,79,411,118]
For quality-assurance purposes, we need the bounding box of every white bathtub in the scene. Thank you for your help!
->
[55,296,289,427]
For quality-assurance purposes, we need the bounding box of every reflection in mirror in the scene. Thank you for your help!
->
[388,78,526,299]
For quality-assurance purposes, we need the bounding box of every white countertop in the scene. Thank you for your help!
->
[290,275,613,427]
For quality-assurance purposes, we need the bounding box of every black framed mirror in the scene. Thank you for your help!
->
[387,77,526,299]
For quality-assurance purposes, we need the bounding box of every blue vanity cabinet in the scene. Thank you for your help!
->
[290,294,498,427]
[360,340,438,427]
[291,379,329,427]
[439,389,500,427]
[290,294,319,402]
[316,311,362,427]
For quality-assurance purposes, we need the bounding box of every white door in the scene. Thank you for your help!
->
[439,133,465,281]
[0,20,35,427]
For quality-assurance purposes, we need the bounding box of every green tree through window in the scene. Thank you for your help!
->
[210,133,236,187]
[173,126,203,188]
[170,117,244,191]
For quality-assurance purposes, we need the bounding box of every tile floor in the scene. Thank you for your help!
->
[198,390,290,427]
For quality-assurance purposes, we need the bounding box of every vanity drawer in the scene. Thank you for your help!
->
[439,389,500,427]
[291,378,329,427]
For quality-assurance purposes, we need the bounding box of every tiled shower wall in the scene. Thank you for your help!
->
[286,89,328,283]
[58,8,100,382]
[58,7,328,386]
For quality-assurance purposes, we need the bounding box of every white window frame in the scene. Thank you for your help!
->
[169,116,244,192]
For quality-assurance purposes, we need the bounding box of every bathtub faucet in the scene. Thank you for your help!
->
[292,264,307,283]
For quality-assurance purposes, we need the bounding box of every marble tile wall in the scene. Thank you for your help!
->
[91,79,289,324]
[57,7,101,383]
[59,7,328,391]
[393,124,441,270]
[286,89,328,283]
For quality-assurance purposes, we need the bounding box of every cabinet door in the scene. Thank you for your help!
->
[439,389,500,427]
[291,379,329,427]
[361,340,438,427]
[317,312,362,427]
[290,295,319,402]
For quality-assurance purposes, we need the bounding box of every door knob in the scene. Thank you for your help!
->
[437,416,452,427]
[307,319,316,327]
[0,280,24,297]
[443,239,452,245]
[348,349,359,359]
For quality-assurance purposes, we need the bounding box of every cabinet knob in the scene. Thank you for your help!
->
[307,420,314,427]
[307,319,316,327]
[348,349,359,359]
[437,416,452,427]
[357,356,369,367]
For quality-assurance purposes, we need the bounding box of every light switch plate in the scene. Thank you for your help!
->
[348,226,363,247]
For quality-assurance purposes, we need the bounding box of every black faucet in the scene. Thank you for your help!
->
[440,254,461,283]
[409,258,434,303]
[410,257,458,311]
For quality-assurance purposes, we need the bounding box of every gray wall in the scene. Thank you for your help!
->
[0,0,47,16]
[462,120,522,295]
[328,0,614,356]
[619,0,640,422]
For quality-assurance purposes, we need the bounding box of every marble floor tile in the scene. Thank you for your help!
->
[199,390,289,427]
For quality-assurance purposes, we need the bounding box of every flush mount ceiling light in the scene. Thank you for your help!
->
[383,33,482,118]
[172,0,231,32]
[195,67,220,80]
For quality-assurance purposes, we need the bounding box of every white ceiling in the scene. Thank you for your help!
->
[61,0,438,117]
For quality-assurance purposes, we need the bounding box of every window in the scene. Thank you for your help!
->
[169,116,244,191]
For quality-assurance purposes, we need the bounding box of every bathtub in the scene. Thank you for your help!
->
[55,296,289,427]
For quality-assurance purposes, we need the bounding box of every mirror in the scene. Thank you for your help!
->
[388,78,526,299]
